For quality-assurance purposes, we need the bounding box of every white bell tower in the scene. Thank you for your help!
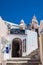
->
[31,15,38,29]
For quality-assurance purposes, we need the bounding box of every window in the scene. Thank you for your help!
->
[23,39,26,52]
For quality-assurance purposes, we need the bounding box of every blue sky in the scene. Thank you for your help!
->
[0,0,43,24]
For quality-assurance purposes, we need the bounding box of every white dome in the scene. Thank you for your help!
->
[20,19,24,23]
[19,19,26,30]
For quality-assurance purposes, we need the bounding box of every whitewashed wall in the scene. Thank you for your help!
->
[4,34,26,60]
[3,30,38,60]
[23,30,38,56]
[0,17,8,62]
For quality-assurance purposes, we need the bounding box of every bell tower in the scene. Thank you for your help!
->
[31,15,38,30]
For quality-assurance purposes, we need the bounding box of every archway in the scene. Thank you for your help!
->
[12,38,22,57]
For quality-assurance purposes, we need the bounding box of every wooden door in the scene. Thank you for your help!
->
[12,38,22,57]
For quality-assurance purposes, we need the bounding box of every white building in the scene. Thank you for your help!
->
[0,16,38,64]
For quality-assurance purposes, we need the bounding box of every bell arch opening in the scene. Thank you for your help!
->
[12,38,22,57]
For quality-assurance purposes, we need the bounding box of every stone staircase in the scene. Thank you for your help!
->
[23,48,40,58]
[1,58,41,65]
[1,48,41,65]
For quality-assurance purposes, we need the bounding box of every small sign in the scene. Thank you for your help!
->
[10,29,25,34]
[6,47,9,53]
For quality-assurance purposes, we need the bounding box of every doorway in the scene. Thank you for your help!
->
[12,38,22,57]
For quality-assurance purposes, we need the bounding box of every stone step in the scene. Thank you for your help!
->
[1,58,41,65]
[6,63,40,65]
[7,58,31,61]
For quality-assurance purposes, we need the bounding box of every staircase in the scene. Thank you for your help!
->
[1,48,41,65]
[23,48,39,58]
[1,58,41,65]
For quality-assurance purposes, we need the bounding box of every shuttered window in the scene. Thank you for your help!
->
[23,39,26,52]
